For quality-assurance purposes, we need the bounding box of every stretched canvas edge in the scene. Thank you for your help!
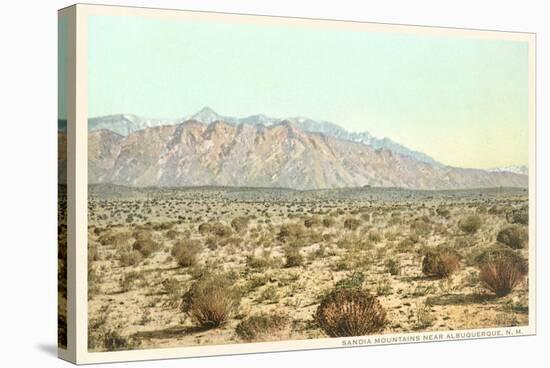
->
[57,4,77,364]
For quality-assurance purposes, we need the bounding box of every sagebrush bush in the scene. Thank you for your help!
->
[231,216,249,233]
[103,330,136,351]
[236,312,289,341]
[335,272,365,290]
[507,208,528,225]
[436,207,451,219]
[277,223,306,241]
[284,247,303,268]
[198,222,212,235]
[304,216,321,228]
[171,239,202,267]
[119,271,143,292]
[458,215,482,234]
[211,222,233,237]
[98,231,132,247]
[496,225,528,249]
[410,220,431,236]
[476,246,527,297]
[117,248,143,267]
[315,288,387,337]
[368,230,382,243]
[132,238,160,257]
[385,259,400,276]
[89,328,139,352]
[343,217,361,231]
[422,248,460,278]
[322,217,336,228]
[181,272,241,328]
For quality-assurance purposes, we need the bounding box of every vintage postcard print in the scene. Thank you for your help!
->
[58,4,535,364]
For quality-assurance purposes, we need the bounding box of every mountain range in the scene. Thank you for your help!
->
[84,110,528,190]
[88,107,439,165]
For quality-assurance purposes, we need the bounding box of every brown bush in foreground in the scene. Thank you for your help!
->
[181,272,240,328]
[497,225,528,249]
[422,248,460,278]
[171,239,202,267]
[315,288,386,337]
[235,312,289,341]
[476,247,528,297]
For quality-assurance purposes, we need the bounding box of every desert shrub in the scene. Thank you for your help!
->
[422,247,460,278]
[343,217,361,231]
[103,330,135,351]
[385,259,400,276]
[89,328,139,352]
[414,301,436,330]
[508,208,528,225]
[181,272,241,328]
[277,223,306,241]
[335,272,365,290]
[336,232,368,249]
[476,247,528,297]
[284,246,304,268]
[246,253,281,270]
[211,222,232,237]
[171,239,202,267]
[162,278,182,307]
[368,230,382,243]
[152,222,175,231]
[198,222,212,235]
[376,278,393,296]
[397,233,419,252]
[496,225,528,249]
[436,207,451,219]
[204,236,217,250]
[98,231,132,247]
[410,220,431,236]
[165,229,179,240]
[133,238,160,257]
[88,242,99,262]
[488,205,505,215]
[315,288,387,337]
[133,229,152,242]
[453,236,471,249]
[118,248,143,267]
[361,212,372,222]
[303,216,321,228]
[235,312,289,341]
[458,215,482,234]
[231,216,249,233]
[119,271,144,292]
[322,217,336,228]
[256,285,280,304]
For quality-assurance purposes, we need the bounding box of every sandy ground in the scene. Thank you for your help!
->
[87,186,529,351]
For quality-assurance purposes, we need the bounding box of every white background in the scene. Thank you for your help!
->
[0,0,547,366]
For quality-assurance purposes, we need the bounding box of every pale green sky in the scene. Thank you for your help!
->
[88,15,529,169]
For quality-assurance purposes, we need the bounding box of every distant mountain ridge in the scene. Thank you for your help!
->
[488,165,528,176]
[87,119,527,190]
[88,107,440,165]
